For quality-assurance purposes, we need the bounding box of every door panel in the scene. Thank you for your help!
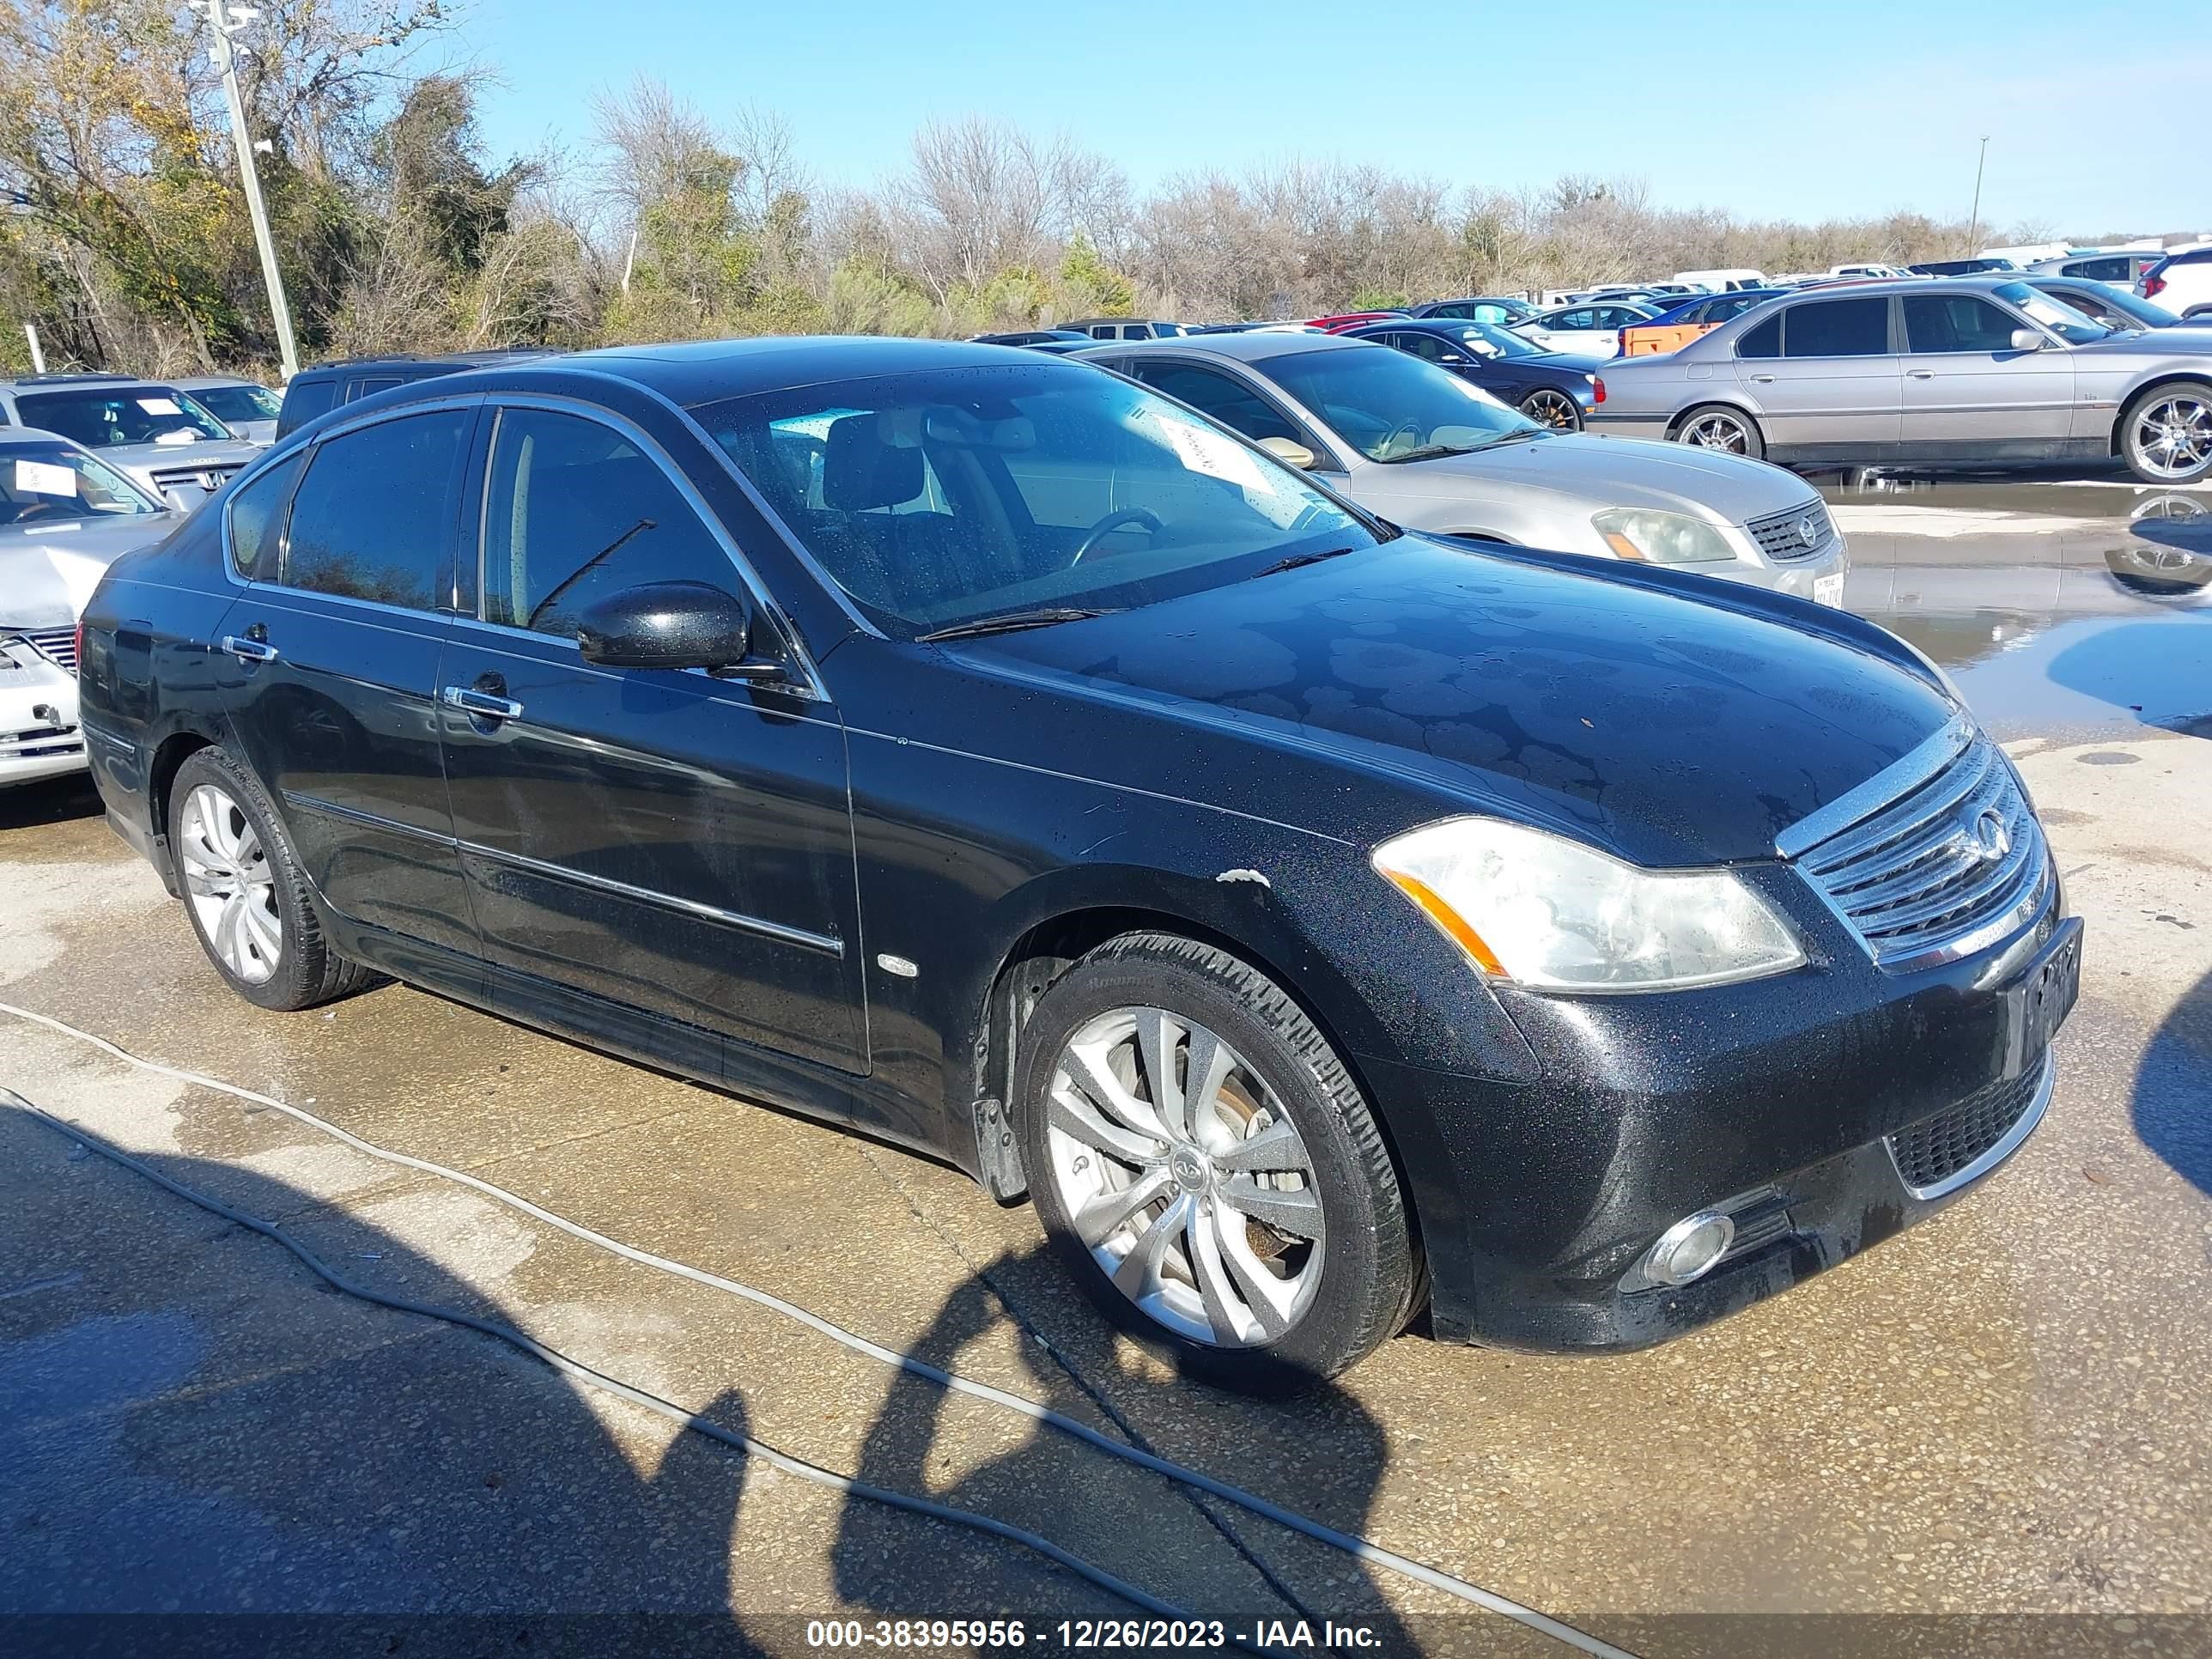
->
[1739,296,1901,451]
[441,404,866,1074]
[1899,294,2076,447]
[216,405,476,951]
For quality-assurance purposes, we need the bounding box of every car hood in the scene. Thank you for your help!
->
[0,514,181,628]
[103,438,265,473]
[1513,349,1607,374]
[982,534,1953,866]
[1370,432,1816,524]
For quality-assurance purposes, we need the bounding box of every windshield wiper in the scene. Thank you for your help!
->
[918,606,1121,642]
[1249,545,1358,580]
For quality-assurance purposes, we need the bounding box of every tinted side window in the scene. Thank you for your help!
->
[482,409,739,640]
[1395,332,1449,362]
[348,374,404,404]
[1903,295,2022,353]
[283,410,470,610]
[1784,298,1890,357]
[226,452,307,580]
[1737,315,1783,358]
[276,377,338,434]
[1124,362,1302,444]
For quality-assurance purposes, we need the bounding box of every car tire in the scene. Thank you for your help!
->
[1016,931,1418,1392]
[168,746,375,1012]
[1674,404,1765,459]
[2119,380,2212,484]
[1518,388,1583,431]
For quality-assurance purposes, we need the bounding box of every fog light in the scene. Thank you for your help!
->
[1638,1210,1735,1287]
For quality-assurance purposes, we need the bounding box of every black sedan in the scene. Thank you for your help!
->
[1340,318,1603,429]
[76,338,2078,1389]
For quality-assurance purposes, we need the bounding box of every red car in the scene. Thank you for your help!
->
[1307,310,1409,333]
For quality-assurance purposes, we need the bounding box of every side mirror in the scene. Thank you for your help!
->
[2009,328,2045,352]
[162,482,210,512]
[576,580,771,677]
[1256,435,1319,470]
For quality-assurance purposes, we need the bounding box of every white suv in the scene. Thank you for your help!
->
[2141,247,2212,321]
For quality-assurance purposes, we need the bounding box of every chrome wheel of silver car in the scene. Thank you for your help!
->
[177,783,282,985]
[1680,410,1753,453]
[2128,392,2212,480]
[1042,1006,1324,1347]
[1520,388,1582,431]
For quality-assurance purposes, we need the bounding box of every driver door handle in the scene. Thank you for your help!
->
[221,635,277,664]
[1908,369,1936,380]
[1750,374,1776,383]
[441,685,525,721]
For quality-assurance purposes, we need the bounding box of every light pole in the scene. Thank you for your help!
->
[187,0,299,378]
[1965,136,1991,258]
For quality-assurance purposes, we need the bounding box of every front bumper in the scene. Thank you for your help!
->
[1359,880,2073,1353]
[1,648,85,787]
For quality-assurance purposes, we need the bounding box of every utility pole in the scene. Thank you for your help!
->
[188,0,299,378]
[1965,136,1990,258]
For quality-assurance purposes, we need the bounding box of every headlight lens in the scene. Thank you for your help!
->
[1371,817,1805,992]
[1593,507,1737,565]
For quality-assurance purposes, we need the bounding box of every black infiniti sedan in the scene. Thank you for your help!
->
[1340,318,1604,430]
[75,337,2079,1390]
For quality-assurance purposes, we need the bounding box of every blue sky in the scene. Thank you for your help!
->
[451,0,2209,235]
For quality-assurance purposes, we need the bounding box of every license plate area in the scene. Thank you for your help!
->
[2000,915,2082,1079]
[1814,572,1845,607]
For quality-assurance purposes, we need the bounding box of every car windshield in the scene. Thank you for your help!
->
[1260,345,1540,462]
[13,386,230,448]
[189,383,282,423]
[1,440,163,526]
[1446,321,1545,360]
[693,360,1385,639]
[1994,282,2112,344]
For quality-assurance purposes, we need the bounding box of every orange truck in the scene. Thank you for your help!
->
[1617,289,1785,356]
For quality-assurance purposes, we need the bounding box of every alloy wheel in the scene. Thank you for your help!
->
[1042,1006,1324,1347]
[2130,393,2212,480]
[1681,411,1751,453]
[1521,388,1581,431]
[178,783,282,984]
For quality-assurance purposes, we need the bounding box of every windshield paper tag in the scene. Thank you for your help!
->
[14,459,77,496]
[137,397,185,416]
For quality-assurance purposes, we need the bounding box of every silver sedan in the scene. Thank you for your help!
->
[1588,277,2212,484]
[1075,332,1849,603]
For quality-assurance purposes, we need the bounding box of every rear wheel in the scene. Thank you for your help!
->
[2120,381,2212,483]
[1017,932,1417,1391]
[1674,404,1765,459]
[168,747,374,1011]
[1519,387,1583,431]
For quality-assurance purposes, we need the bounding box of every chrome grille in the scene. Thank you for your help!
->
[1784,718,2051,970]
[16,626,77,674]
[149,463,242,495]
[1746,500,1836,562]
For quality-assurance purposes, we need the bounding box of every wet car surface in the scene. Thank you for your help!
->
[3,466,2208,1653]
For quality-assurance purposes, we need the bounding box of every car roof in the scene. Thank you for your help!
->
[477,336,1062,407]
[289,348,559,378]
[0,374,185,395]
[170,374,268,388]
[1072,331,1373,368]
[0,425,95,450]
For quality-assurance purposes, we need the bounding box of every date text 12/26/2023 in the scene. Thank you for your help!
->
[805,1618,1386,1650]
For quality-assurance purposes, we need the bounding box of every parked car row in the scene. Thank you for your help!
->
[71,335,2078,1389]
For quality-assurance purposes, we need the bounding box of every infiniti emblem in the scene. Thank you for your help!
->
[1796,514,1819,546]
[1170,1149,1208,1190]
[1965,806,2011,864]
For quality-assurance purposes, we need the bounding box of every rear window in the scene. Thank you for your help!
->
[1783,298,1890,357]
[276,377,339,435]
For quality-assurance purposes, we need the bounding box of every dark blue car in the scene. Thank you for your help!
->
[1340,318,1601,429]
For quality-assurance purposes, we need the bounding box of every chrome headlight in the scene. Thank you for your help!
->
[1593,507,1737,565]
[1371,817,1805,992]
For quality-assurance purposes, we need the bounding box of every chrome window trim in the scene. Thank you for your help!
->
[472,391,832,702]
[459,839,845,957]
[1888,1048,2055,1202]
[1773,713,1976,861]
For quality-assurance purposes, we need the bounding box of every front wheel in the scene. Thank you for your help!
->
[1674,403,1765,459]
[2120,381,2212,484]
[1519,387,1583,431]
[1017,933,1418,1391]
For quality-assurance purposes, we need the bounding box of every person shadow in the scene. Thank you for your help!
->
[831,1247,1422,1653]
[2133,964,2212,1201]
[0,1106,764,1657]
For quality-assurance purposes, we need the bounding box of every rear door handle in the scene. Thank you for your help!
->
[441,685,525,721]
[1908,369,1936,380]
[1750,374,1776,383]
[221,635,277,664]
